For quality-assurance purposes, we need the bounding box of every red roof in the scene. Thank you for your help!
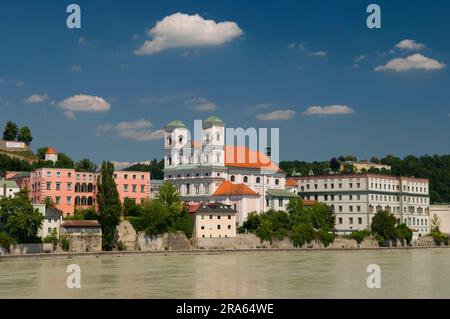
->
[286,178,298,187]
[46,147,57,155]
[213,180,259,196]
[303,200,317,206]
[188,202,201,213]
[224,145,281,172]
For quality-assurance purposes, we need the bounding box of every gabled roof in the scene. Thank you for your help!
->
[224,145,282,173]
[0,179,19,188]
[213,180,259,197]
[286,178,298,187]
[188,202,236,214]
[45,207,62,219]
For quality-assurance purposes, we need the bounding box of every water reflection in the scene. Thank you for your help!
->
[1,249,450,299]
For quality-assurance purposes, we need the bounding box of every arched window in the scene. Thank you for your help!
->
[87,183,93,192]
[256,177,261,184]
[275,179,279,185]
[167,136,172,145]
[75,183,81,192]
[178,135,183,144]
[87,197,93,206]
[75,196,81,206]
[230,175,235,182]
[243,176,248,183]
[168,157,172,166]
[216,133,220,141]
[81,197,87,206]
[216,154,221,163]
[81,183,87,192]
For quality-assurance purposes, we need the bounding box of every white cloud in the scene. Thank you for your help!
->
[58,94,111,112]
[24,94,49,104]
[287,41,307,50]
[69,65,83,73]
[96,119,164,141]
[395,39,426,51]
[375,54,446,72]
[135,12,243,55]
[64,111,76,120]
[256,109,296,121]
[308,50,327,57]
[187,97,217,112]
[353,54,366,68]
[302,105,354,116]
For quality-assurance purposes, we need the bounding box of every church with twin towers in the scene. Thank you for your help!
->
[163,116,293,225]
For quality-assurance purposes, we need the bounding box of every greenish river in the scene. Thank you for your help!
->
[1,249,449,298]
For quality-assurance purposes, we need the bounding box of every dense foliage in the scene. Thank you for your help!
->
[370,211,414,246]
[280,154,450,203]
[0,190,43,243]
[123,159,164,180]
[127,182,192,238]
[239,199,335,247]
[96,161,122,250]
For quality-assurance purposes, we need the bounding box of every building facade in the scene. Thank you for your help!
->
[0,178,20,198]
[430,204,450,234]
[12,168,150,217]
[340,161,391,173]
[188,202,237,238]
[293,174,430,238]
[164,116,286,225]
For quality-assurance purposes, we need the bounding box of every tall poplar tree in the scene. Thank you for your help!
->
[96,161,121,250]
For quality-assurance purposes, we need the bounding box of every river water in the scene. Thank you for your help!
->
[0,249,449,298]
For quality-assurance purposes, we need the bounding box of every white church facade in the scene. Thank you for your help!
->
[163,116,295,225]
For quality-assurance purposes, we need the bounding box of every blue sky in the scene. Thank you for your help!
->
[0,0,449,164]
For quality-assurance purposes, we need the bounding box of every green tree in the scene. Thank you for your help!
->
[36,147,49,160]
[123,197,142,217]
[75,158,98,172]
[395,223,413,246]
[371,211,397,244]
[44,197,55,208]
[2,121,18,141]
[97,161,121,250]
[54,153,74,169]
[431,214,441,232]
[17,126,33,145]
[0,190,43,243]
[0,231,15,249]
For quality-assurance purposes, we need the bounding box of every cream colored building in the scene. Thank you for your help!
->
[341,161,391,173]
[294,173,430,238]
[430,205,450,234]
[189,202,237,238]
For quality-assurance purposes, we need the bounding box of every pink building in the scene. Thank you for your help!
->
[21,168,151,218]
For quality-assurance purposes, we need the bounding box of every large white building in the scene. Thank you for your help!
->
[291,174,430,238]
[0,178,20,198]
[163,116,290,225]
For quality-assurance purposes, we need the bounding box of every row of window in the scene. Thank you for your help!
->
[336,216,429,227]
[35,171,147,181]
[299,179,428,194]
[304,194,428,205]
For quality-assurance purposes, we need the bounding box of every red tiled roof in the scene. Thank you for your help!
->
[224,145,282,172]
[286,178,298,187]
[213,180,259,196]
[303,200,317,206]
[46,147,57,155]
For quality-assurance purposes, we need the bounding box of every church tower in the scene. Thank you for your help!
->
[164,120,189,168]
[202,116,225,167]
